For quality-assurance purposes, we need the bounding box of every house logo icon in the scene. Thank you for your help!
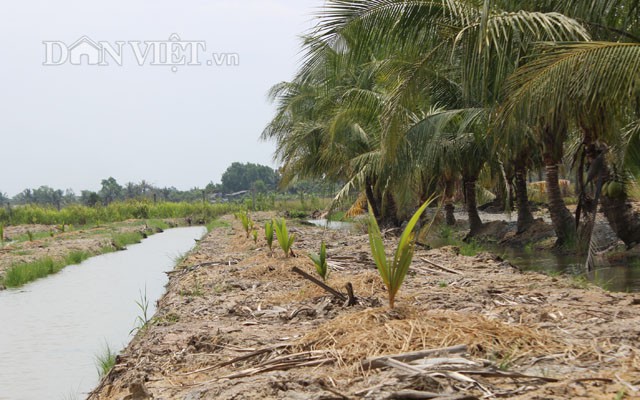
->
[68,36,102,65]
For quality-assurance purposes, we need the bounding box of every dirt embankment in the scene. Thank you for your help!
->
[0,220,182,283]
[89,213,640,400]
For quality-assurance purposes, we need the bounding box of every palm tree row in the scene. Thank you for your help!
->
[263,0,640,250]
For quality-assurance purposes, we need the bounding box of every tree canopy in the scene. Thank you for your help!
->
[220,162,279,193]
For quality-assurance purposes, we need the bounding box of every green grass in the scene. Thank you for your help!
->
[206,218,230,232]
[3,258,62,287]
[430,224,486,256]
[459,240,484,256]
[94,343,117,378]
[2,251,94,288]
[111,232,144,250]
[438,225,454,240]
[130,287,152,335]
[146,219,169,231]
[569,274,591,289]
[0,201,240,227]
[64,250,91,265]
[13,230,59,243]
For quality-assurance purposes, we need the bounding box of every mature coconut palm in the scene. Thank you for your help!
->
[309,0,588,238]
[265,36,433,226]
[502,40,640,247]
[495,0,640,248]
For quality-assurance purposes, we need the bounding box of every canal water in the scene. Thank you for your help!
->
[0,226,206,400]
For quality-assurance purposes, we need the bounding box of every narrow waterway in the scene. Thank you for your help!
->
[0,226,206,400]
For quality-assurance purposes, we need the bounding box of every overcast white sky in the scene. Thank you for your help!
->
[0,0,323,196]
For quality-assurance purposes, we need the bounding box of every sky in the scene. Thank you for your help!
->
[0,0,323,197]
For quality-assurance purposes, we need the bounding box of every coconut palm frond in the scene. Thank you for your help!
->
[502,41,640,125]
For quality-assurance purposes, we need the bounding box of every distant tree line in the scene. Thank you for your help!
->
[0,162,338,209]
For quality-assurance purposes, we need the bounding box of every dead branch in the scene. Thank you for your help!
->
[420,258,463,275]
[291,267,347,302]
[459,369,559,382]
[362,345,468,369]
[181,344,289,375]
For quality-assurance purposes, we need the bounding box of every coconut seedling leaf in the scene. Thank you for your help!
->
[309,241,328,281]
[265,220,274,253]
[368,196,436,308]
[274,218,295,257]
[367,204,390,287]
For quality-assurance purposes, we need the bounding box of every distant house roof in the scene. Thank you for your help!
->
[226,190,249,197]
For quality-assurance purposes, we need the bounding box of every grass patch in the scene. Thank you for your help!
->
[3,257,63,287]
[13,231,51,243]
[206,218,230,232]
[2,251,91,288]
[569,274,591,289]
[146,219,169,231]
[111,232,144,250]
[459,240,484,257]
[438,225,454,240]
[64,250,91,265]
[0,201,241,227]
[94,343,117,378]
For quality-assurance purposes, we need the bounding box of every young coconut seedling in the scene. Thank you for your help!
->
[308,241,328,281]
[265,220,275,255]
[368,196,436,309]
[238,211,252,238]
[274,218,295,257]
[251,229,258,244]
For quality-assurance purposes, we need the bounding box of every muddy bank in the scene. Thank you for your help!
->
[90,213,640,399]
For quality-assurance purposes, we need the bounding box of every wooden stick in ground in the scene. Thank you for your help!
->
[362,345,468,370]
[291,267,347,302]
[345,282,357,306]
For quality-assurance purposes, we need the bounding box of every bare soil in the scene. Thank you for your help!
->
[89,213,640,400]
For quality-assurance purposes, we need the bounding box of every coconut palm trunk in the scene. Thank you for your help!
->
[463,173,483,235]
[381,190,400,227]
[600,192,640,248]
[514,162,534,233]
[544,158,576,245]
[365,177,381,220]
[444,178,456,226]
